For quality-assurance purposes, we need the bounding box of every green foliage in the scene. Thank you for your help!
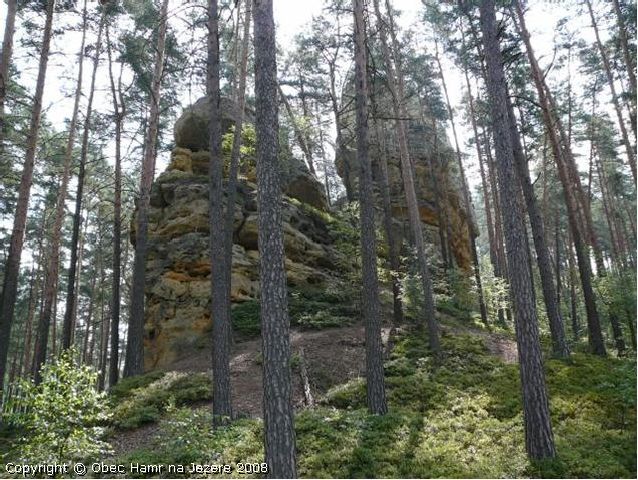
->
[398,260,425,321]
[327,202,362,286]
[287,196,336,225]
[231,288,357,339]
[231,300,261,338]
[2,350,111,464]
[108,370,165,404]
[222,124,256,173]
[121,407,264,478]
[318,327,635,478]
[288,288,356,329]
[111,371,212,430]
[121,323,635,478]
[595,269,637,347]
[479,256,511,325]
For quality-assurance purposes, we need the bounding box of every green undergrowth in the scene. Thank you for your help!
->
[110,371,212,430]
[119,324,635,478]
[287,197,337,225]
[231,288,357,338]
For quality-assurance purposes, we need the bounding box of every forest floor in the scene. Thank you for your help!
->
[106,314,636,478]
[111,320,520,457]
[112,324,392,456]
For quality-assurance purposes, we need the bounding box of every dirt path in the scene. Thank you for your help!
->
[170,324,392,417]
[112,322,514,457]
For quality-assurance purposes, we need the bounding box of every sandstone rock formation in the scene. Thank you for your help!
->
[140,98,339,369]
[336,84,477,271]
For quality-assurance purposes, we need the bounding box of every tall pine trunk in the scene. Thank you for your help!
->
[208,0,233,424]
[479,0,556,460]
[0,0,55,396]
[585,0,636,182]
[33,1,89,383]
[106,22,125,388]
[514,1,606,356]
[353,0,387,416]
[124,0,169,377]
[435,43,487,325]
[373,0,439,354]
[506,95,569,358]
[610,0,637,136]
[223,0,251,347]
[253,0,297,475]
[62,14,105,350]
[0,0,17,140]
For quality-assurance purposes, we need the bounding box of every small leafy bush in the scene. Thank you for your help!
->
[2,350,111,464]
[111,371,212,430]
[122,406,264,478]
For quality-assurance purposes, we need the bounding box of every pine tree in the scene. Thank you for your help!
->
[208,0,232,424]
[253,0,297,475]
[124,0,170,377]
[0,0,17,140]
[0,0,56,396]
[479,0,556,460]
[353,0,387,416]
[372,0,440,354]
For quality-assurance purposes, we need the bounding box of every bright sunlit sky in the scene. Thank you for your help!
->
[0,0,617,205]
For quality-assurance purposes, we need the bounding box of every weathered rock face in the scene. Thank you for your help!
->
[335,85,477,270]
[141,98,339,369]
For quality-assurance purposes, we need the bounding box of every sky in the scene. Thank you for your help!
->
[0,0,621,203]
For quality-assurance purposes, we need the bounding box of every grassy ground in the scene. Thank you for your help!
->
[115,322,636,478]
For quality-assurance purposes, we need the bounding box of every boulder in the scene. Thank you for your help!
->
[139,99,345,369]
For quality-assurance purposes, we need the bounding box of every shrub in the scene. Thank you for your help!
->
[2,350,111,464]
[231,300,261,338]
[111,372,212,430]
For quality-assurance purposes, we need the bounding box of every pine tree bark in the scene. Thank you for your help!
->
[514,1,606,356]
[82,271,98,364]
[71,211,88,346]
[375,119,403,325]
[464,69,498,275]
[21,265,39,378]
[316,104,333,206]
[278,84,316,176]
[585,0,636,183]
[564,230,580,342]
[0,0,17,140]
[373,0,439,354]
[611,0,637,136]
[224,0,251,347]
[506,95,569,358]
[424,114,449,270]
[479,0,556,460]
[62,14,105,350]
[327,52,353,202]
[253,0,297,476]
[106,22,125,388]
[0,0,55,395]
[124,0,170,377]
[208,0,233,424]
[353,0,387,416]
[436,44,487,325]
[33,1,89,381]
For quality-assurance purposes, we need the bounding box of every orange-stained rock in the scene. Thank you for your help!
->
[335,81,477,271]
[139,97,346,369]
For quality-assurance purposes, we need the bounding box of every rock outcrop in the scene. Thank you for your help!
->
[336,83,477,270]
[140,98,339,369]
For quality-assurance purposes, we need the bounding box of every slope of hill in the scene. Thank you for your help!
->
[107,315,636,479]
